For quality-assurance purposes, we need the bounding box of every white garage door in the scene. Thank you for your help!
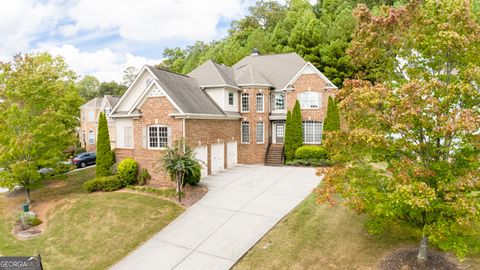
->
[211,143,225,174]
[227,141,237,168]
[194,145,208,177]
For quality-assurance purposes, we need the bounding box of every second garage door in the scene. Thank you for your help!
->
[194,145,208,177]
[227,141,237,168]
[211,143,225,174]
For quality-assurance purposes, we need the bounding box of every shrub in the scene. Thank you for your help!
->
[285,158,332,167]
[285,101,303,161]
[183,162,201,187]
[74,147,86,155]
[96,112,115,177]
[295,145,328,160]
[117,158,138,186]
[137,168,151,186]
[83,176,123,193]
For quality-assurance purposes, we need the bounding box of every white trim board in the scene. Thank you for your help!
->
[281,62,337,91]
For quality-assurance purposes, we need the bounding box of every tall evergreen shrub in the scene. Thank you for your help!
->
[323,96,340,132]
[96,112,114,176]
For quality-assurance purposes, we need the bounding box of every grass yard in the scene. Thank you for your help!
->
[0,167,184,270]
[234,194,480,270]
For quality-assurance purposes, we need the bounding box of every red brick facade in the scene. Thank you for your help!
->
[114,73,335,186]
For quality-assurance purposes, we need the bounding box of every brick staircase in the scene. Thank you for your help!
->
[265,144,284,166]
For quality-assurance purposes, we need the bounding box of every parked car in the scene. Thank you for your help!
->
[72,152,96,168]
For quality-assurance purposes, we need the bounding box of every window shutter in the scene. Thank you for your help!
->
[142,126,147,148]
[167,127,172,148]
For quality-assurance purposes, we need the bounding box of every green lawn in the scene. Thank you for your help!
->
[0,168,184,270]
[234,194,480,270]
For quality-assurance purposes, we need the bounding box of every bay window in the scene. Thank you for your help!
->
[241,93,250,112]
[241,121,250,143]
[256,122,264,144]
[256,93,264,112]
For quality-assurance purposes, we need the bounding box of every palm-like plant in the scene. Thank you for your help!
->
[162,139,200,202]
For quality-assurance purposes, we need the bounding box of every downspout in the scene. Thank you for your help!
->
[182,117,186,153]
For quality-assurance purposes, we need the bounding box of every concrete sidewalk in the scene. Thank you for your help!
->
[110,165,321,270]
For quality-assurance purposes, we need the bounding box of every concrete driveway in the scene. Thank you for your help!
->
[110,165,322,270]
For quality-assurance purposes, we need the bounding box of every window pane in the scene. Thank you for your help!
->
[275,94,285,110]
[256,94,264,112]
[241,122,249,143]
[228,92,234,106]
[241,93,249,112]
[256,122,264,143]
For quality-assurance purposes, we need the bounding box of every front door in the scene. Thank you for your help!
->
[275,123,285,144]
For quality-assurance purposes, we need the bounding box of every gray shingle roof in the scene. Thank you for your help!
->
[80,97,102,108]
[232,53,306,90]
[105,95,120,107]
[147,66,226,115]
[188,60,237,88]
[234,64,272,87]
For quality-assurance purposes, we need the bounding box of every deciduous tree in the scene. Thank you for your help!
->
[0,53,82,204]
[318,0,480,260]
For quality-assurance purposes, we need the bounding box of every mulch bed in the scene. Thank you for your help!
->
[379,247,461,270]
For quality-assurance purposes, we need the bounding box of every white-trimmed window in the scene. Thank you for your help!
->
[82,130,86,143]
[89,111,95,121]
[88,130,95,144]
[274,93,285,110]
[228,92,234,106]
[241,121,250,143]
[241,93,250,112]
[82,111,86,121]
[148,125,169,149]
[105,107,111,117]
[124,127,133,148]
[256,122,264,144]
[256,93,264,112]
[303,121,323,144]
[298,92,321,109]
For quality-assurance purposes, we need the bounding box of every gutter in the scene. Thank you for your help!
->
[169,113,241,120]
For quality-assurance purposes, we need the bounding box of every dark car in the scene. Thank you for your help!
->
[72,152,96,168]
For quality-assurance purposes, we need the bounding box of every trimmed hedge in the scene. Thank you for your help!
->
[285,158,332,167]
[83,176,123,192]
[117,158,138,186]
[295,145,328,160]
[183,163,201,187]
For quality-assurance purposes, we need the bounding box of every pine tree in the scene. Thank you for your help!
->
[324,96,340,132]
[96,112,114,176]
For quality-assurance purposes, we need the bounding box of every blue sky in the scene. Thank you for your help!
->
[0,0,262,82]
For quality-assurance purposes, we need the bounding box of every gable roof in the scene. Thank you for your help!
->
[232,53,307,90]
[188,60,238,88]
[234,64,272,87]
[105,95,120,108]
[80,97,102,108]
[146,66,226,115]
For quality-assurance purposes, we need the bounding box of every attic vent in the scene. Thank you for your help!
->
[149,86,164,97]
[302,65,316,74]
[251,48,260,56]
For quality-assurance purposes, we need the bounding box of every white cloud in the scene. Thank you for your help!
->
[0,0,60,59]
[63,0,246,42]
[45,45,162,82]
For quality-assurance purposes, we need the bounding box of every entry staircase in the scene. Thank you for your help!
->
[265,143,284,166]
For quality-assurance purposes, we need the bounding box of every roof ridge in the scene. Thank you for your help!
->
[208,60,228,85]
[147,65,190,78]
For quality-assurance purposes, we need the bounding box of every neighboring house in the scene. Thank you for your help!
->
[110,51,337,186]
[79,95,120,152]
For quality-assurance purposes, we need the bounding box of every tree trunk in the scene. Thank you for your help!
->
[177,172,182,202]
[417,235,428,262]
[25,188,32,205]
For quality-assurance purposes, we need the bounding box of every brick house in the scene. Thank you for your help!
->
[79,95,120,151]
[110,52,337,186]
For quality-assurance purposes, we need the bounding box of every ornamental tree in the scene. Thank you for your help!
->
[0,53,82,204]
[323,96,340,132]
[96,112,115,177]
[317,0,480,260]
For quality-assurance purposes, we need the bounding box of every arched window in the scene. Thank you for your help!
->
[241,121,250,144]
[256,93,264,112]
[298,92,321,109]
